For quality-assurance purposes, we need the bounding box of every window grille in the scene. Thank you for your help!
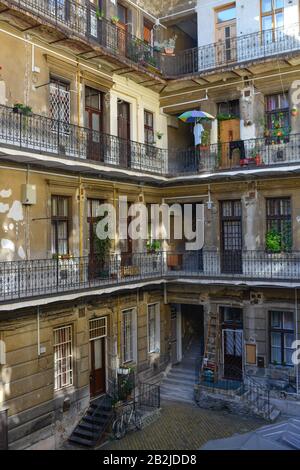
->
[53,325,73,390]
[89,317,107,341]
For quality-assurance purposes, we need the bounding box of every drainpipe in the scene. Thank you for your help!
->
[296,289,299,396]
[37,306,40,357]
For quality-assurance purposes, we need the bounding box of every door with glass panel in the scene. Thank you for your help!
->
[85,87,103,162]
[117,100,131,168]
[220,200,242,274]
[87,199,106,279]
[89,318,107,397]
[261,0,284,47]
[221,307,243,380]
[215,3,237,65]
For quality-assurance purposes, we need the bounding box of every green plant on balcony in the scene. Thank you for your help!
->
[266,229,282,253]
[94,231,111,277]
[95,7,104,20]
[216,113,238,121]
[146,240,161,253]
[111,15,120,25]
[200,129,210,150]
[13,103,32,116]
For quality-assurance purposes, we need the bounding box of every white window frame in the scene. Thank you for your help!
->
[53,325,73,391]
[122,308,137,364]
[147,303,161,354]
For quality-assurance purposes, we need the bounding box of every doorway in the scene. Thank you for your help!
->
[117,2,128,57]
[117,99,131,168]
[215,3,237,65]
[220,200,243,274]
[89,317,107,398]
[85,86,103,162]
[220,306,243,380]
[87,199,105,280]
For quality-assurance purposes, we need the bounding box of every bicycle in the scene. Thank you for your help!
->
[112,401,142,439]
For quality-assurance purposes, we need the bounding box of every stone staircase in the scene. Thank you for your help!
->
[68,395,112,447]
[160,340,201,403]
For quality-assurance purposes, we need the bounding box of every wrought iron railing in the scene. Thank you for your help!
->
[4,2,300,76]
[0,105,167,175]
[137,382,160,409]
[9,0,161,71]
[1,250,300,303]
[2,105,300,177]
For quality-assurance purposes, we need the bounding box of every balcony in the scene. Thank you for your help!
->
[0,105,167,176]
[1,105,300,178]
[163,24,300,77]
[0,251,300,304]
[2,2,300,78]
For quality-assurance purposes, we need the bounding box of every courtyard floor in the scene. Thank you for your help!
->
[100,399,265,451]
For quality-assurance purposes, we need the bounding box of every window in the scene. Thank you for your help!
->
[144,110,154,145]
[51,196,70,255]
[266,197,292,251]
[218,99,240,118]
[122,308,137,363]
[148,303,160,353]
[270,311,294,365]
[265,93,290,141]
[53,325,73,390]
[117,3,128,24]
[261,0,284,33]
[216,4,236,23]
[49,78,70,132]
[89,317,107,340]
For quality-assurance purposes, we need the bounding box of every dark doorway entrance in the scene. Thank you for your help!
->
[181,304,205,357]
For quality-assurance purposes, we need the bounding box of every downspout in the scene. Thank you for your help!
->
[37,306,40,357]
[296,289,299,396]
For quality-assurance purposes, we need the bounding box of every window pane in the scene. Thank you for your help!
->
[271,311,282,328]
[284,348,293,365]
[271,347,282,363]
[284,333,294,349]
[262,0,272,13]
[217,6,236,23]
[283,312,294,330]
[262,15,273,31]
[275,12,284,29]
[275,0,284,9]
[271,331,281,347]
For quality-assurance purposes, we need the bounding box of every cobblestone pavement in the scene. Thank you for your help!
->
[100,400,264,451]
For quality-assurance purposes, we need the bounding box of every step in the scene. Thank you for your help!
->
[83,415,108,426]
[68,435,96,448]
[72,427,98,440]
[163,377,195,388]
[79,422,102,433]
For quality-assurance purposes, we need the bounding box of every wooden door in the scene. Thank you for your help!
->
[87,199,105,279]
[216,19,237,65]
[90,337,106,397]
[219,118,240,168]
[222,329,243,380]
[118,100,131,167]
[117,3,128,57]
[85,87,103,162]
[220,200,242,274]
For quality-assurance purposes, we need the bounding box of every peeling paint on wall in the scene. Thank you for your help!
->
[1,239,15,252]
[0,203,9,213]
[7,201,23,221]
[0,189,12,198]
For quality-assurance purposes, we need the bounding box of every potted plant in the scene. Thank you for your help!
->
[291,106,298,118]
[13,103,32,116]
[266,229,282,253]
[200,129,210,151]
[96,7,104,20]
[146,240,161,253]
[164,35,177,55]
[94,234,111,278]
[111,15,120,25]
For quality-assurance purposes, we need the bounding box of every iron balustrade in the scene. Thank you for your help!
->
[2,105,300,176]
[0,105,167,175]
[9,0,161,72]
[1,251,300,303]
[4,2,300,76]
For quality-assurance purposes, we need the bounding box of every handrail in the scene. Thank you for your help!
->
[5,2,300,77]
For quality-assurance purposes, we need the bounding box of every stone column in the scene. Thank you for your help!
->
[289,82,300,135]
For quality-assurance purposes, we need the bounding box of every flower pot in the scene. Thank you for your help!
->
[164,47,175,55]
[255,154,261,166]
[240,158,249,166]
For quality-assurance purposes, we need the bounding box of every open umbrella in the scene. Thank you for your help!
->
[178,110,215,123]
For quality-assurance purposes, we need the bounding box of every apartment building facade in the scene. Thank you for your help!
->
[0,0,300,450]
